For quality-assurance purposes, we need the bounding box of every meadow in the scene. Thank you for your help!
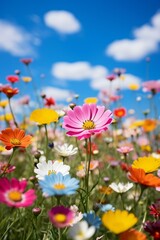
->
[0,59,160,240]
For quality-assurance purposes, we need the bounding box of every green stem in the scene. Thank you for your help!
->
[85,137,92,211]
[44,124,49,161]
[58,228,61,240]
[0,148,17,177]
[8,98,18,128]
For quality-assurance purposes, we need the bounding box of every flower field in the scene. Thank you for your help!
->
[0,60,160,240]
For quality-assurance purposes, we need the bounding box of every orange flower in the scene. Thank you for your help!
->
[119,229,147,240]
[2,86,19,98]
[99,186,113,195]
[128,167,160,187]
[0,128,32,150]
[142,119,157,132]
[114,107,126,118]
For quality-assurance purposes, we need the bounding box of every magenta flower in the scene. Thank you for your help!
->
[63,104,113,140]
[0,178,36,207]
[48,206,75,228]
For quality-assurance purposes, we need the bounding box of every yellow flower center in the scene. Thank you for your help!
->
[7,90,13,93]
[53,183,66,190]
[54,213,67,223]
[48,170,56,175]
[83,120,95,130]
[77,231,85,237]
[8,191,22,202]
[10,138,21,145]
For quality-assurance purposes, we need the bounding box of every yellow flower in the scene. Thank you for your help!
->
[0,113,13,122]
[140,145,151,152]
[0,100,8,108]
[84,97,98,104]
[130,120,144,129]
[22,76,32,83]
[30,108,59,125]
[129,83,139,90]
[132,156,160,173]
[102,210,137,234]
[0,145,6,152]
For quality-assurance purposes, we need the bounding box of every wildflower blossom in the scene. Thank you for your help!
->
[109,182,133,193]
[2,86,19,98]
[34,160,70,180]
[63,104,113,140]
[117,146,133,154]
[30,108,59,125]
[128,167,160,187]
[20,58,32,65]
[22,76,32,83]
[0,128,32,150]
[0,100,8,108]
[114,107,126,118]
[102,210,137,234]
[68,220,96,240]
[6,75,19,84]
[69,205,83,226]
[99,204,115,212]
[83,211,101,229]
[0,177,36,207]
[149,200,160,218]
[39,173,79,196]
[54,143,78,157]
[0,162,16,174]
[119,228,147,240]
[44,97,56,107]
[132,156,160,173]
[48,206,75,228]
[84,97,98,104]
[144,220,160,239]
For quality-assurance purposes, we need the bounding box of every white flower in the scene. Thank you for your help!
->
[68,220,95,240]
[109,182,133,193]
[69,205,83,226]
[54,143,78,157]
[34,160,70,180]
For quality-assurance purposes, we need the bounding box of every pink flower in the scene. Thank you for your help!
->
[142,81,160,94]
[48,206,75,228]
[0,178,36,207]
[117,146,133,154]
[63,104,113,140]
[0,162,16,174]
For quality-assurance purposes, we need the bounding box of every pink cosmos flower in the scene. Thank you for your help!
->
[0,178,36,207]
[117,146,133,154]
[0,162,16,174]
[48,206,75,228]
[142,81,160,94]
[63,104,113,140]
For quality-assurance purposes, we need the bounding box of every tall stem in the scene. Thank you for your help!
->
[85,137,92,211]
[0,148,17,177]
[8,98,18,128]
[44,124,49,161]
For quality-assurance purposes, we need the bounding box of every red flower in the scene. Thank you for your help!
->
[6,75,19,84]
[44,97,56,107]
[20,58,32,65]
[2,86,19,98]
[114,107,126,118]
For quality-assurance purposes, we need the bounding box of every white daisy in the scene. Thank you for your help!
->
[68,220,95,240]
[109,182,133,193]
[54,143,78,157]
[34,160,70,180]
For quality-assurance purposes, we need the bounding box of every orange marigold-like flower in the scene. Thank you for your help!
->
[142,119,157,132]
[119,228,147,240]
[0,128,32,150]
[128,167,160,187]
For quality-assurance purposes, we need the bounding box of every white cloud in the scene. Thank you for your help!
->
[42,87,71,101]
[52,62,108,80]
[91,74,141,92]
[0,20,34,56]
[106,11,160,61]
[106,39,157,61]
[44,10,81,34]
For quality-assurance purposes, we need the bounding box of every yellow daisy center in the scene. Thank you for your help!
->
[8,191,22,202]
[54,213,67,223]
[48,170,56,175]
[10,138,21,145]
[83,120,95,130]
[53,183,66,190]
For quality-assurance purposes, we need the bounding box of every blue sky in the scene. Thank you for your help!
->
[0,0,160,119]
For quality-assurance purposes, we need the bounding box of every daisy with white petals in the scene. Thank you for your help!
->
[68,220,95,240]
[54,143,78,158]
[34,160,70,180]
[109,182,133,193]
